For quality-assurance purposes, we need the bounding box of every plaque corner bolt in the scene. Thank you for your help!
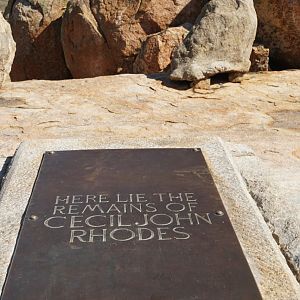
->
[29,215,38,221]
[193,148,201,152]
[215,211,224,217]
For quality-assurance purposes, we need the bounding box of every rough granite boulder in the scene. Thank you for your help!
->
[133,25,190,74]
[4,0,70,81]
[254,0,300,69]
[61,0,117,78]
[170,0,257,82]
[0,13,15,87]
[90,0,207,72]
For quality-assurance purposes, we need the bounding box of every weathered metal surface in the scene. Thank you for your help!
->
[1,149,262,300]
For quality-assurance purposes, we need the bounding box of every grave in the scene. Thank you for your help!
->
[0,138,299,299]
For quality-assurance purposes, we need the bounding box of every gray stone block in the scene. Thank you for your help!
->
[0,137,299,299]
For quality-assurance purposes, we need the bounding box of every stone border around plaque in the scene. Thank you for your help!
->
[0,137,299,299]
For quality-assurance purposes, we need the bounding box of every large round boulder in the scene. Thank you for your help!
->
[170,0,258,81]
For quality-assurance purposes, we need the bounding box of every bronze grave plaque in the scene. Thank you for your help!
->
[2,149,262,299]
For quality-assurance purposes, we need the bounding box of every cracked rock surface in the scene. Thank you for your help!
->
[0,71,299,161]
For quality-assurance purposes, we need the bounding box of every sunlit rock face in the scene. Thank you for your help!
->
[254,0,300,69]
[0,13,15,87]
[170,0,258,82]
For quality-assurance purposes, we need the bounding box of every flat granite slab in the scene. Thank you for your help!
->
[0,137,299,299]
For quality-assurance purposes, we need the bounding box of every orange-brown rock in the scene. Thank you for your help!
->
[61,0,117,78]
[5,0,70,81]
[90,0,207,72]
[0,13,15,87]
[133,25,190,74]
[254,0,300,69]
[250,45,269,72]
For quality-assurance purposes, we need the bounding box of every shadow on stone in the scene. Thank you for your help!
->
[170,0,208,27]
[0,157,12,188]
[10,17,71,81]
[147,73,191,90]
